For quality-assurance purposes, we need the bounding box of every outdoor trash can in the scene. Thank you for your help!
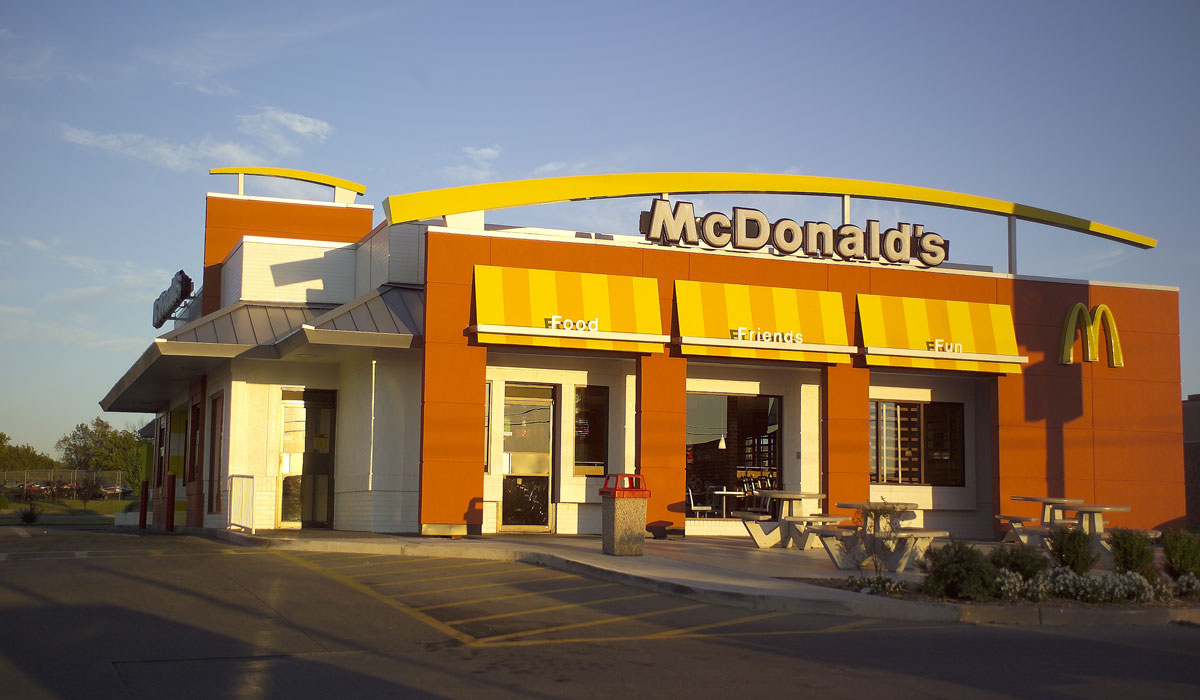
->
[599,474,651,556]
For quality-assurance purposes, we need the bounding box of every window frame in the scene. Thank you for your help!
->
[869,399,965,488]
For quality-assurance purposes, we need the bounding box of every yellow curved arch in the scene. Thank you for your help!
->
[211,167,367,196]
[1060,302,1124,367]
[382,172,1154,249]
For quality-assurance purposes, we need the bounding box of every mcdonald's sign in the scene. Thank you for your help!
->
[1059,303,1124,367]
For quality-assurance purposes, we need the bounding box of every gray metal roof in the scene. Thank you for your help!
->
[308,285,423,336]
[162,302,336,346]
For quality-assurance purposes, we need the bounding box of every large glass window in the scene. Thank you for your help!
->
[484,381,491,473]
[685,394,781,497]
[573,386,609,476]
[869,400,964,486]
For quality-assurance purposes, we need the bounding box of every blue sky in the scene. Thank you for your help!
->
[1,1,1197,455]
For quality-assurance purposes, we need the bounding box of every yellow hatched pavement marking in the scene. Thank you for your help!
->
[471,603,706,645]
[308,554,411,568]
[339,558,501,574]
[415,582,615,611]
[446,592,657,624]
[273,550,475,645]
[361,563,532,583]
[477,617,881,648]
[390,572,579,597]
[643,611,786,638]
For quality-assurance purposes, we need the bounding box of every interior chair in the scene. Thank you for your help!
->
[687,487,714,518]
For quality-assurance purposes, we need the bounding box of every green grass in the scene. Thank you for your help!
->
[0,498,132,516]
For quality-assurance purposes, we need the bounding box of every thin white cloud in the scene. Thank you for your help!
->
[60,107,328,173]
[138,10,400,83]
[61,125,263,173]
[462,145,500,162]
[238,107,331,156]
[3,45,54,81]
[531,161,567,176]
[23,239,50,252]
[183,80,237,97]
[530,160,589,178]
[439,145,502,184]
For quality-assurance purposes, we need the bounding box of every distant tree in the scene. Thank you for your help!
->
[0,442,59,472]
[55,418,145,486]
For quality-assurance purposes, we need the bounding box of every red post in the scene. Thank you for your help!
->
[138,481,149,529]
[164,478,176,532]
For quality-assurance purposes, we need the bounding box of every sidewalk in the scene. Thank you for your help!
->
[189,526,1200,628]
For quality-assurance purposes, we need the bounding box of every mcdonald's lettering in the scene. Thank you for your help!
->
[1059,303,1124,367]
[639,198,950,267]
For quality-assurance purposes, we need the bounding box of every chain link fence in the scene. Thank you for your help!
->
[1,469,130,502]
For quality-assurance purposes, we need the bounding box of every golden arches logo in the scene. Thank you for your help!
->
[1059,303,1123,367]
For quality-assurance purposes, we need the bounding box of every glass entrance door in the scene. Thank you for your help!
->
[280,389,336,528]
[501,384,554,529]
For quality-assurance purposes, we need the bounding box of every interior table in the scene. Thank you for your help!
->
[710,489,744,518]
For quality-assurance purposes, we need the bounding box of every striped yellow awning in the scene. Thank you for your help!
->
[675,281,855,363]
[857,294,1028,373]
[472,265,666,353]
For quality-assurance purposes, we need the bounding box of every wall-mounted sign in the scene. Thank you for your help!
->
[640,198,949,267]
[1060,303,1123,367]
[735,327,803,344]
[152,270,193,329]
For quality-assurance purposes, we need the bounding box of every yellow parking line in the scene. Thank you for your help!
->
[339,559,501,574]
[472,603,706,645]
[415,582,615,611]
[476,618,881,648]
[644,611,786,638]
[312,554,401,568]
[447,592,658,624]
[391,572,579,597]
[362,563,531,583]
[273,550,475,646]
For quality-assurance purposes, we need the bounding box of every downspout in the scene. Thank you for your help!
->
[368,359,377,492]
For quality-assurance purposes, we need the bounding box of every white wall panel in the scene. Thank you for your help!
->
[387,224,425,285]
[221,246,244,308]
[235,238,356,305]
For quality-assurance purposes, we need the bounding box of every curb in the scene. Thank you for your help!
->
[175,528,1200,627]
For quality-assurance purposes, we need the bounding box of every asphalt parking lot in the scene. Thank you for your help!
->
[2,528,1199,699]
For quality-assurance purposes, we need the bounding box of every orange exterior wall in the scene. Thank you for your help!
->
[201,196,374,314]
[422,229,1186,534]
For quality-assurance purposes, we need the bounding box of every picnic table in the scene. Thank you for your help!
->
[1010,496,1084,526]
[1053,503,1130,536]
[997,496,1085,548]
[808,501,946,573]
[732,491,830,549]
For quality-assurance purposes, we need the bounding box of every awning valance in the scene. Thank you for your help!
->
[857,293,1028,373]
[471,265,667,353]
[674,281,855,363]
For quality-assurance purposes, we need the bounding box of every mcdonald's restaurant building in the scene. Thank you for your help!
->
[102,169,1187,539]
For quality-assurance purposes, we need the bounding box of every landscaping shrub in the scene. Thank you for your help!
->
[123,500,139,513]
[1046,527,1098,575]
[1107,528,1156,577]
[1161,529,1200,579]
[919,539,996,601]
[17,504,40,524]
[988,542,1050,580]
[1177,572,1200,599]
